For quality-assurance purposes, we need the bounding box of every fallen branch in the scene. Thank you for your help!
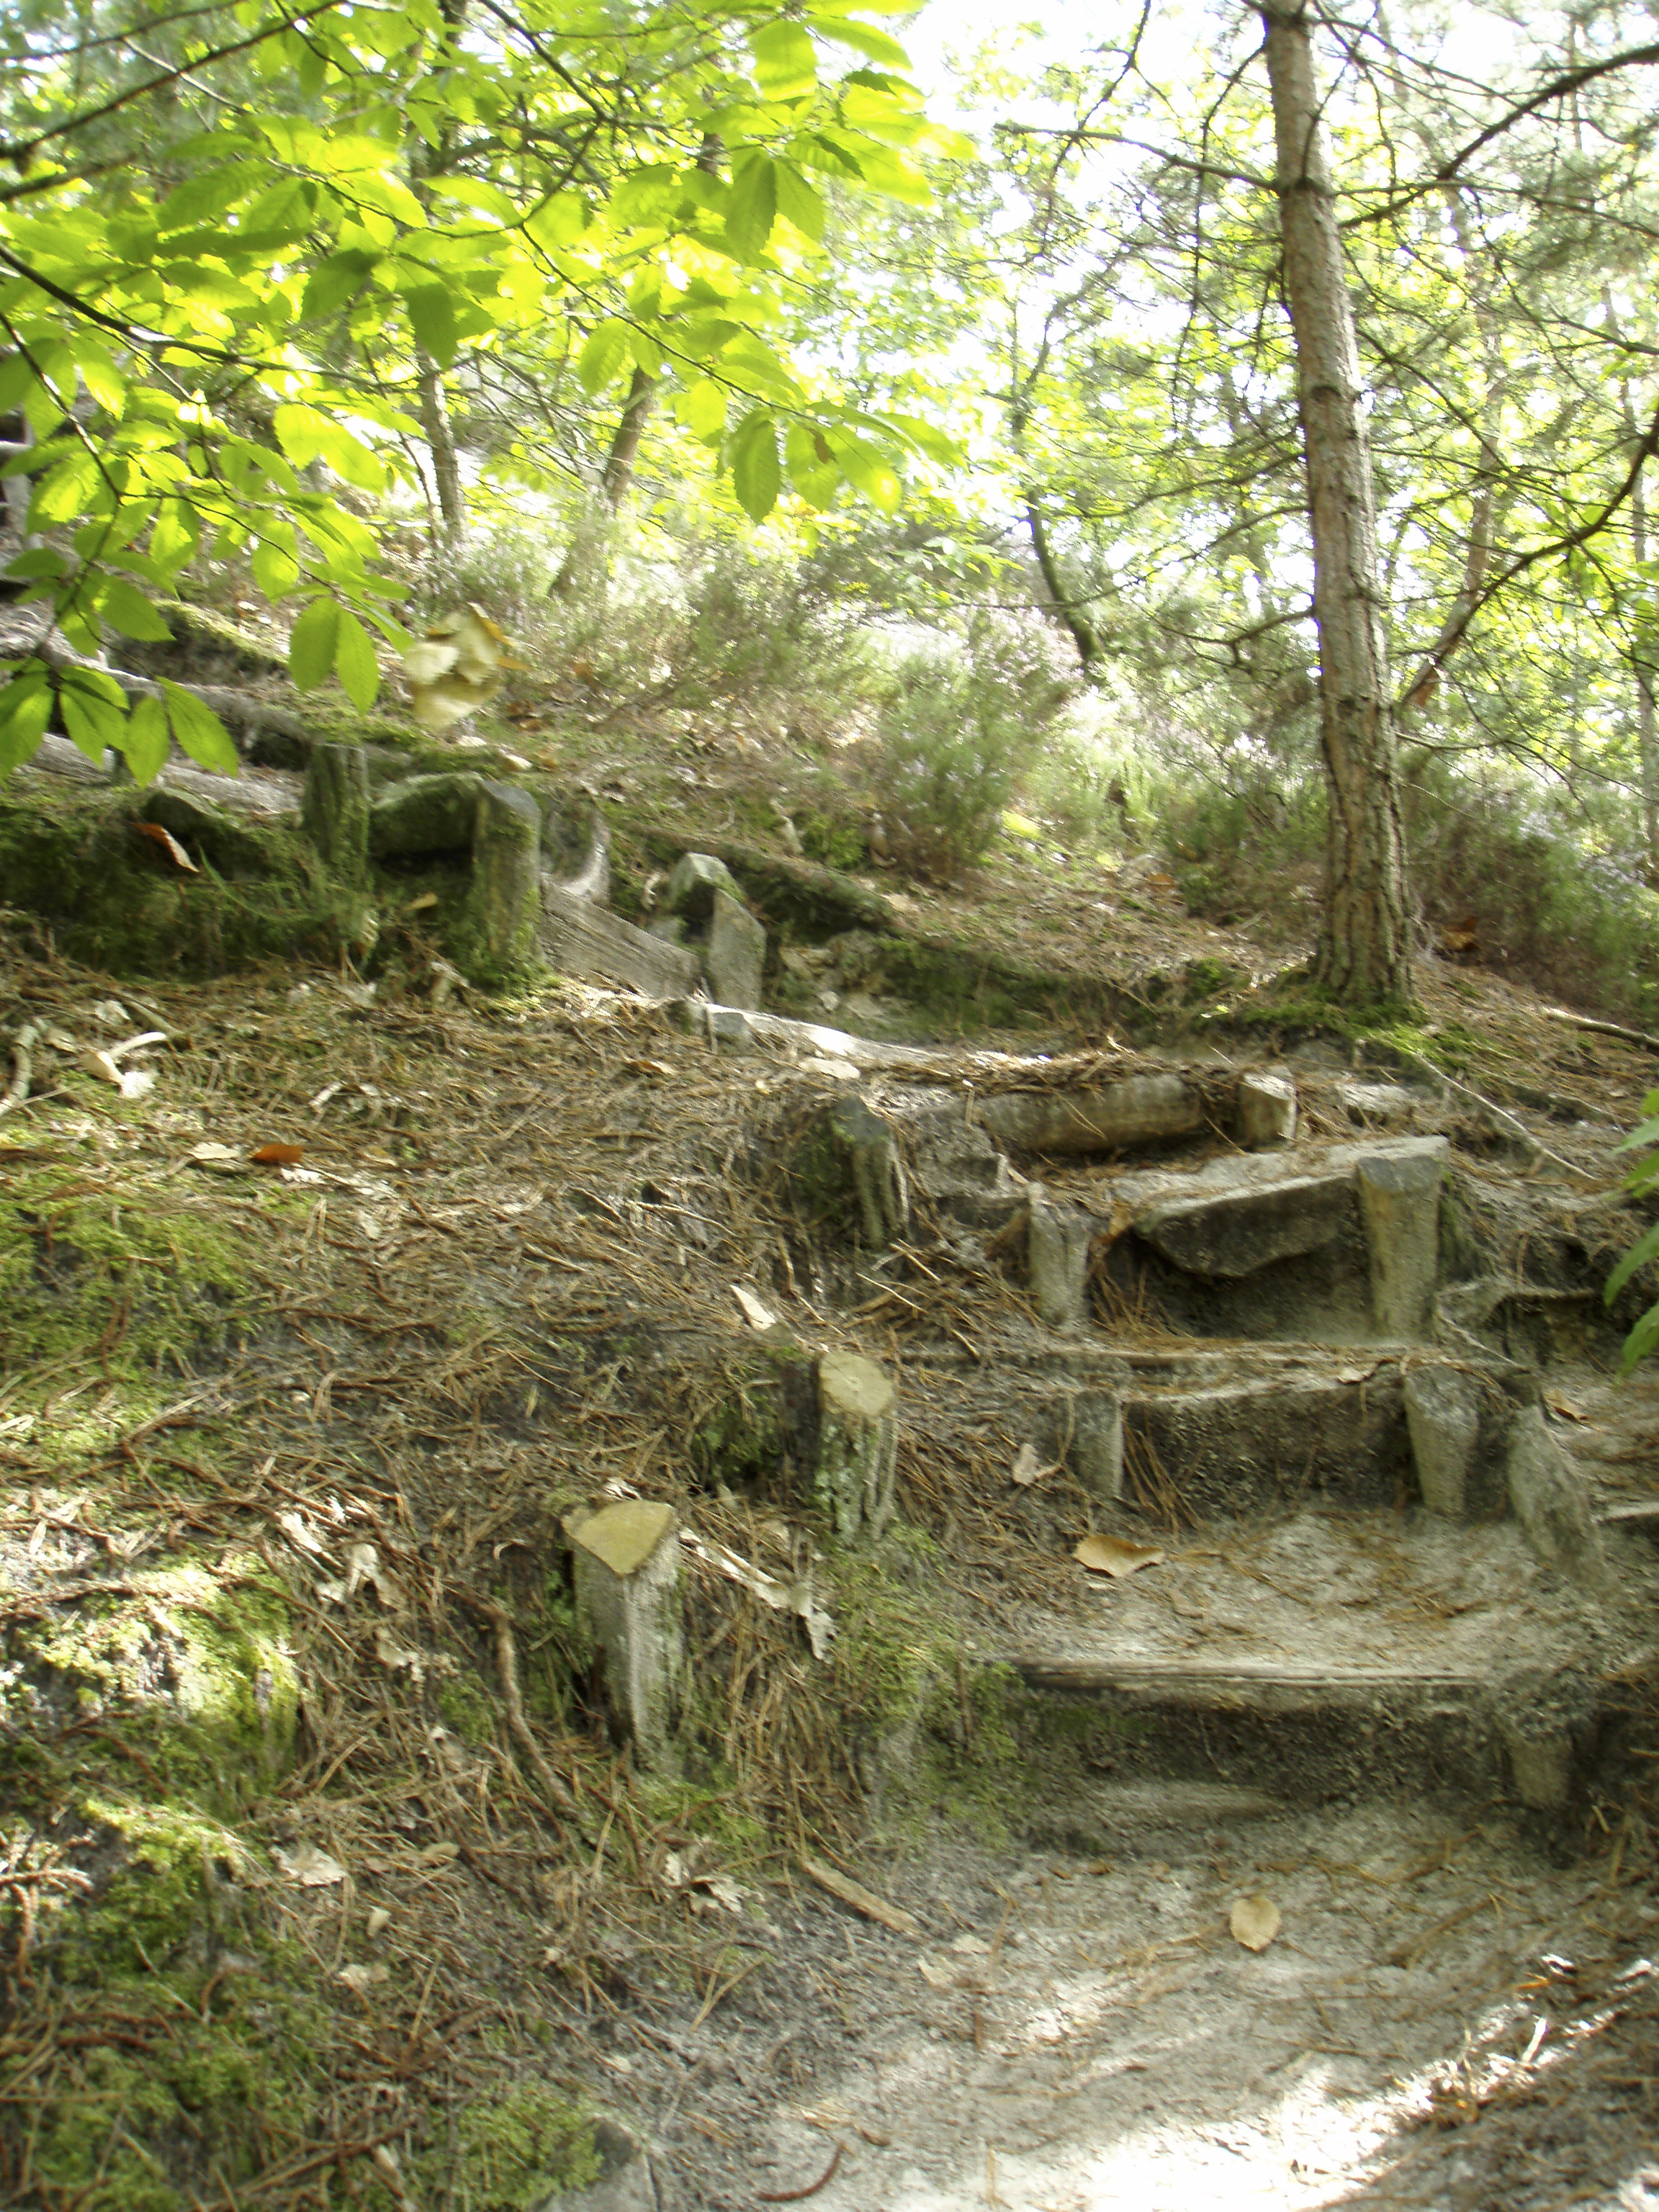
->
[798,1851,922,1938]
[10,625,306,750]
[0,1023,37,1116]
[1543,1007,1659,1056]
[1394,1049,1598,1180]
[452,1585,582,1823]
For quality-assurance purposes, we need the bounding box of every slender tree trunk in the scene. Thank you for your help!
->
[1261,2,1411,1004]
[601,366,660,509]
[1024,498,1100,669]
[416,350,466,545]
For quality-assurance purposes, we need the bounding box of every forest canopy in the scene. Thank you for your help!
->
[3,0,1659,1009]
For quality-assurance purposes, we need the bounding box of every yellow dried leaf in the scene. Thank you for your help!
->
[1074,1532,1165,1578]
[1230,1893,1282,1951]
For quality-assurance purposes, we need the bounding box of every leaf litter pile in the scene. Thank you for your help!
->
[3,931,1659,2209]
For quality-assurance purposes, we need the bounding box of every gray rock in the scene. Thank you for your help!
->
[1028,1191,1095,1331]
[1237,1070,1297,1148]
[661,850,746,924]
[1506,1406,1609,1590]
[368,770,484,857]
[1138,1172,1354,1280]
[979,1074,1204,1156]
[645,914,688,946]
[705,885,766,1009]
[541,886,699,999]
[467,781,541,974]
[301,742,371,883]
[905,1104,1022,1229]
[1067,1391,1124,1502]
[1355,1144,1444,1339]
[1336,1078,1418,1126]
[140,788,271,876]
[1403,1362,1488,1518]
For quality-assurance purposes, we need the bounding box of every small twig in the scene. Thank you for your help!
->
[453,1585,582,1822]
[0,1022,38,1117]
[757,2140,843,2203]
[1395,1050,1597,1179]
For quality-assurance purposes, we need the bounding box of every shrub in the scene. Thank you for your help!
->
[1606,1089,1659,1370]
[870,618,1068,879]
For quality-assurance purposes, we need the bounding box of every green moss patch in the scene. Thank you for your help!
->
[0,1158,258,1378]
[0,788,369,976]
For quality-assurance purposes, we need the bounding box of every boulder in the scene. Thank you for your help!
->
[368,770,484,857]
[978,1074,1205,1156]
[660,850,746,925]
[1237,1070,1297,1149]
[1138,1171,1354,1280]
[705,885,766,1009]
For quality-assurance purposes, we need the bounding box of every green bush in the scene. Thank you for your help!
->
[871,619,1066,879]
[1606,1088,1659,1370]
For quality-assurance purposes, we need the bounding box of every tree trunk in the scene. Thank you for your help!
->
[1261,2,1411,1005]
[1024,498,1100,670]
[602,365,659,509]
[416,350,466,546]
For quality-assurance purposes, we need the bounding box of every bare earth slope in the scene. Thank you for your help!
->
[3,793,1659,2211]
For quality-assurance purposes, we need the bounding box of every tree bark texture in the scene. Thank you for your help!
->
[1262,3,1411,1004]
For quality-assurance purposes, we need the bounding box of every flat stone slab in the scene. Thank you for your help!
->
[1137,1171,1354,1279]
[996,1503,1639,1810]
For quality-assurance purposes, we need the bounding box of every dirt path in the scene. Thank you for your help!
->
[605,1809,1654,2212]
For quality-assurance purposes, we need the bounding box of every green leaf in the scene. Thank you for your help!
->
[0,352,40,416]
[1607,1218,1659,1303]
[731,410,781,522]
[829,431,902,511]
[99,578,174,642]
[677,379,727,440]
[726,158,779,262]
[4,548,70,582]
[773,162,826,243]
[0,674,53,773]
[1622,1300,1659,1375]
[157,167,249,236]
[252,539,302,599]
[300,248,380,323]
[806,15,912,66]
[70,338,125,418]
[289,597,340,691]
[402,283,457,367]
[333,608,380,709]
[577,319,632,397]
[160,680,239,774]
[750,21,818,97]
[122,693,173,783]
[60,685,125,765]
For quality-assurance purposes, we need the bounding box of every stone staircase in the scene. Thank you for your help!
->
[755,1018,1658,1843]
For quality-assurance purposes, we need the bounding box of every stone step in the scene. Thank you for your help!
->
[982,1506,1645,1822]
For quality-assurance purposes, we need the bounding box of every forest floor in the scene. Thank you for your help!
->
[4,696,1659,2212]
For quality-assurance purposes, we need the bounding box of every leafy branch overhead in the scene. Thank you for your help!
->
[0,0,968,780]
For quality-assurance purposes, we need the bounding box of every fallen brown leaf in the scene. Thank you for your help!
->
[1074,1532,1165,1578]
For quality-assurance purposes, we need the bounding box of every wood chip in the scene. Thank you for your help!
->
[799,1852,922,1939]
